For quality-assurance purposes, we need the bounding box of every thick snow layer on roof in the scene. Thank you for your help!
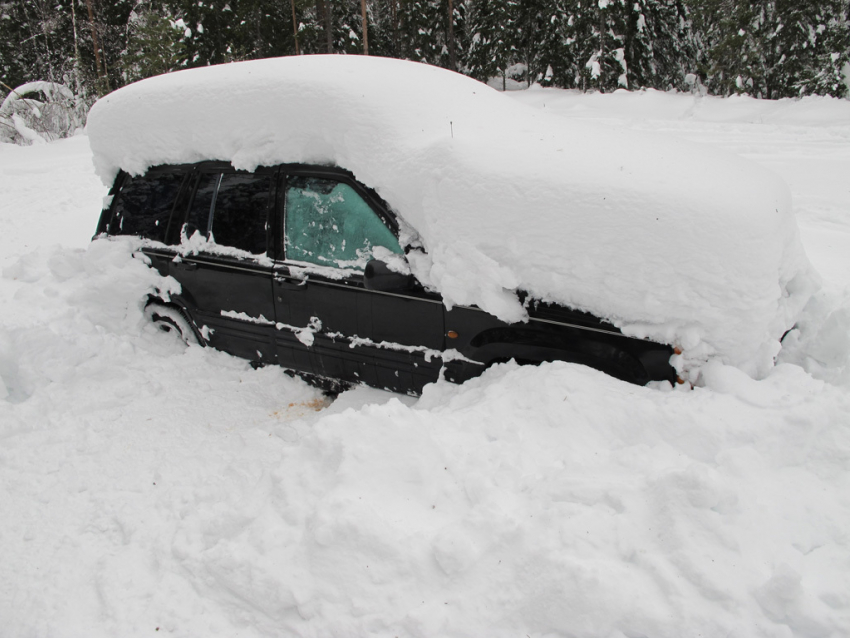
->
[86,55,816,376]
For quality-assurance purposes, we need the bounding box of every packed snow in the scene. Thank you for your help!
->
[86,55,817,377]
[2,85,850,638]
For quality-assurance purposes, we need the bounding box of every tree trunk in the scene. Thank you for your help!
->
[84,0,109,93]
[390,0,398,56]
[361,0,369,54]
[598,7,606,92]
[316,0,333,53]
[70,0,83,96]
[447,0,456,70]
[290,0,300,55]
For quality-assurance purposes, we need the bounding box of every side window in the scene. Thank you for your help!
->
[182,172,270,256]
[284,177,402,269]
[210,173,270,255]
[183,172,220,240]
[110,171,184,242]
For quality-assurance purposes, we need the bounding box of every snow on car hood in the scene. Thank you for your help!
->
[86,55,817,378]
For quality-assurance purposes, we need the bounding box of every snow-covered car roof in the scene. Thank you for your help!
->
[86,55,816,377]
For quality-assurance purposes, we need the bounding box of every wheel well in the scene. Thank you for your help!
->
[144,299,206,346]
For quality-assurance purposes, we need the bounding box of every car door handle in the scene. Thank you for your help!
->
[174,261,198,271]
[274,276,307,290]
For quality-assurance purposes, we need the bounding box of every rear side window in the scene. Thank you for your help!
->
[182,172,270,255]
[110,172,184,242]
[211,173,271,254]
[183,173,220,239]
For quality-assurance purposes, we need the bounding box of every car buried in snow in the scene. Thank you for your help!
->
[87,56,814,392]
[94,160,677,394]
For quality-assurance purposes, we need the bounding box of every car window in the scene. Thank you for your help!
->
[210,173,270,254]
[182,172,270,255]
[110,171,184,242]
[284,176,402,269]
[183,172,220,240]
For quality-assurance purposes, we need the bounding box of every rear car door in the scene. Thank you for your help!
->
[166,165,277,363]
[273,168,445,394]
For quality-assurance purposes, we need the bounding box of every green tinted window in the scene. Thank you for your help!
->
[284,177,402,269]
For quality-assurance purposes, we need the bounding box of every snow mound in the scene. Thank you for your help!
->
[510,86,850,126]
[86,55,817,376]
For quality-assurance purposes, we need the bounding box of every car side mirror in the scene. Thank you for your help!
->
[364,259,414,292]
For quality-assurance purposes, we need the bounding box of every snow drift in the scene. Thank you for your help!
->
[86,55,817,377]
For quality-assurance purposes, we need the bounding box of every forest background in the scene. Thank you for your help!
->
[1,0,849,144]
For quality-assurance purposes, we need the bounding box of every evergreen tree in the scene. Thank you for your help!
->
[85,0,138,93]
[233,0,294,59]
[466,0,520,86]
[776,0,849,97]
[689,0,850,98]
[0,0,77,88]
[167,0,297,66]
[284,0,391,57]
[398,0,458,68]
[533,0,583,88]
[3,0,849,113]
[573,0,630,92]
[169,0,247,66]
[364,0,404,58]
[623,0,693,90]
[120,5,185,83]
[288,0,326,55]
[334,0,369,54]
[511,0,550,86]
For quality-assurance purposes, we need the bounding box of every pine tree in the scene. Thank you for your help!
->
[689,0,850,98]
[120,6,185,83]
[398,0,456,68]
[532,0,583,88]
[334,0,369,54]
[623,0,693,90]
[776,0,849,97]
[572,0,630,92]
[466,0,520,86]
[167,0,294,66]
[0,0,76,88]
[364,0,403,57]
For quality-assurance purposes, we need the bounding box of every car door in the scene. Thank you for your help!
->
[273,168,445,394]
[167,165,277,363]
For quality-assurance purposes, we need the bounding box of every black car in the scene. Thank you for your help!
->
[96,161,676,395]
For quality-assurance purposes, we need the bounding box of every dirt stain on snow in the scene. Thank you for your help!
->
[271,397,333,420]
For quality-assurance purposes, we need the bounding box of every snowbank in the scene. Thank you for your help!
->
[86,56,817,376]
[510,85,850,126]
[1,233,848,637]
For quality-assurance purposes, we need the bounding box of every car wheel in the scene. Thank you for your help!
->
[145,303,203,346]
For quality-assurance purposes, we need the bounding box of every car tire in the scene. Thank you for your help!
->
[145,303,203,346]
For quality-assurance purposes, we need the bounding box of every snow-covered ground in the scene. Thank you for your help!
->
[1,88,849,638]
